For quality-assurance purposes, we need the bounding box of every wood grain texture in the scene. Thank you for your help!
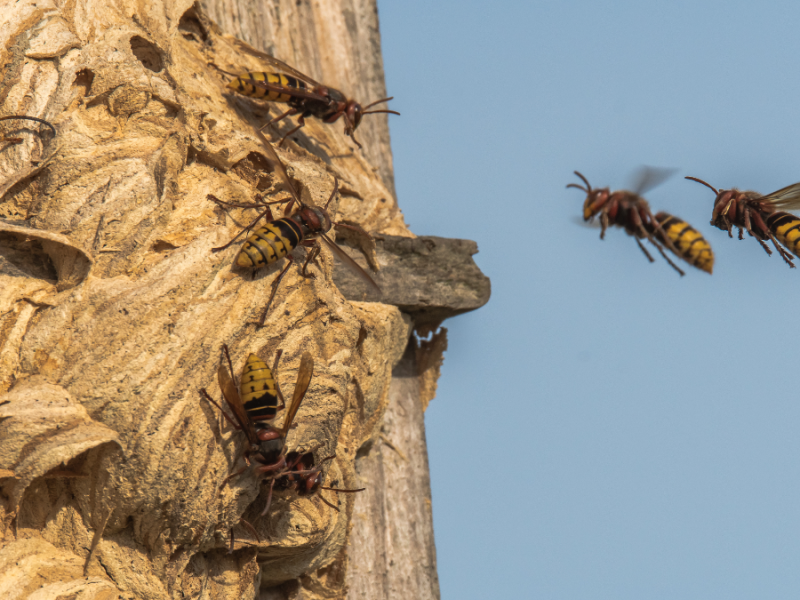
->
[345,347,441,600]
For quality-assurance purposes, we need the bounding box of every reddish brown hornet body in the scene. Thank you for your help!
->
[207,129,381,326]
[569,170,714,275]
[200,346,314,516]
[218,41,399,149]
[686,176,800,268]
[275,451,364,512]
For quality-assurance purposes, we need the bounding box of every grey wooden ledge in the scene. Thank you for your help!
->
[333,234,491,325]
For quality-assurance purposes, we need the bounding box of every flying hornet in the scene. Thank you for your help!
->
[207,129,381,326]
[568,168,714,275]
[217,45,399,149]
[200,345,314,516]
[685,176,800,268]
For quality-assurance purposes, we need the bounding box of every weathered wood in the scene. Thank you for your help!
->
[345,346,441,600]
[333,234,492,326]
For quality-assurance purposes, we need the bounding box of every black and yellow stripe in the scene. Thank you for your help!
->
[236,218,303,268]
[766,212,800,258]
[240,353,279,422]
[654,212,714,274]
[226,72,308,102]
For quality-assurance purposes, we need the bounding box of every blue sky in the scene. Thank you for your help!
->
[378,1,800,598]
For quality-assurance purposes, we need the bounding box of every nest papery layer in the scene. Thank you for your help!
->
[0,1,412,597]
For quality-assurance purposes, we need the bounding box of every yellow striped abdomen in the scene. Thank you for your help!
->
[240,353,279,422]
[655,212,714,274]
[236,218,303,269]
[767,212,800,258]
[226,72,307,102]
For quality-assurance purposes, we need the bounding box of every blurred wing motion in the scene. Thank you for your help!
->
[571,215,600,229]
[630,166,678,196]
[279,353,314,437]
[320,234,381,294]
[762,182,800,210]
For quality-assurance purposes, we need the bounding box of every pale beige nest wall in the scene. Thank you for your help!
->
[0,1,412,597]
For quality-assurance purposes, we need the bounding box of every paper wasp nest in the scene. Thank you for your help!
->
[0,1,415,598]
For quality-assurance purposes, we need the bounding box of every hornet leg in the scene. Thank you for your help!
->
[260,478,277,517]
[647,238,686,276]
[645,207,682,257]
[599,211,609,240]
[766,230,796,267]
[258,255,295,327]
[277,115,307,147]
[263,107,297,128]
[634,238,655,263]
[299,240,321,279]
